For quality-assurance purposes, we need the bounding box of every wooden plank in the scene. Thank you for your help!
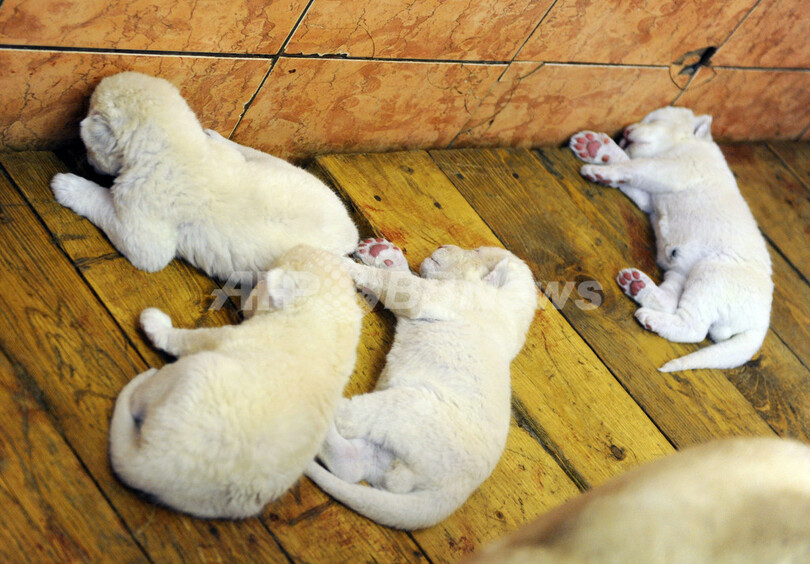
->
[721,144,810,281]
[767,248,810,369]
[431,147,780,446]
[1,152,426,562]
[0,175,290,561]
[312,150,674,559]
[0,151,240,368]
[0,350,147,563]
[768,141,810,191]
[526,147,810,440]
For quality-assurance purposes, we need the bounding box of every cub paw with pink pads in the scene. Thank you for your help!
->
[354,238,410,271]
[617,268,652,300]
[569,131,627,164]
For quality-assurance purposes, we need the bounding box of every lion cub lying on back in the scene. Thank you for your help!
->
[570,106,772,371]
[109,245,362,518]
[305,239,537,529]
[51,72,358,278]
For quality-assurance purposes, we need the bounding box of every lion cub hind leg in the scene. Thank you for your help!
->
[570,131,629,164]
[635,306,710,343]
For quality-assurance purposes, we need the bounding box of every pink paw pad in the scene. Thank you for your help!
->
[618,269,650,298]
[354,237,408,271]
[571,131,614,163]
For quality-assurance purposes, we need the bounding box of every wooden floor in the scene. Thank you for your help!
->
[0,142,808,563]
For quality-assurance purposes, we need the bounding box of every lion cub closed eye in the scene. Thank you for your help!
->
[570,106,772,371]
[108,245,362,518]
[305,239,537,529]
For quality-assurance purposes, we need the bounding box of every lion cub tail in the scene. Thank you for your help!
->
[305,461,459,530]
[659,326,768,372]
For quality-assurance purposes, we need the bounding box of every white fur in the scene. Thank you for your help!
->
[465,437,810,563]
[51,72,358,279]
[570,106,773,371]
[108,245,362,518]
[305,240,537,529]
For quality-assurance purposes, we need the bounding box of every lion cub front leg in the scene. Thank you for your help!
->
[140,308,226,357]
[570,131,629,165]
[570,131,653,211]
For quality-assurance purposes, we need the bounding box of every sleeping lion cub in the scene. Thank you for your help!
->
[466,437,810,563]
[51,72,358,278]
[570,106,772,371]
[305,239,537,529]
[109,245,362,518]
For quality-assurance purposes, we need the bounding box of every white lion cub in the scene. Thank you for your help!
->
[570,106,772,372]
[51,72,358,278]
[305,238,537,529]
[109,245,362,518]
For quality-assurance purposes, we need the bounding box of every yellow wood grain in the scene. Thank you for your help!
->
[1,152,240,368]
[0,350,147,562]
[721,144,810,281]
[528,147,810,441]
[312,150,674,559]
[768,141,810,191]
[0,176,290,561]
[431,147,777,446]
[0,152,426,562]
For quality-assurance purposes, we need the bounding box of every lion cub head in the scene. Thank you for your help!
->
[79,72,200,175]
[419,245,535,295]
[244,245,355,319]
[622,106,713,159]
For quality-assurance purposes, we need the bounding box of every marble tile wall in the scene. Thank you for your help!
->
[1,0,807,160]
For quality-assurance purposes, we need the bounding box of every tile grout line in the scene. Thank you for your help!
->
[227,0,317,138]
[716,0,765,52]
[672,0,764,105]
[445,0,561,149]
[1,43,725,70]
[10,42,801,72]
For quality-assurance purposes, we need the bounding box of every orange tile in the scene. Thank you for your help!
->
[0,50,270,150]
[453,63,680,148]
[678,69,810,140]
[517,0,757,65]
[0,0,307,54]
[231,58,505,161]
[714,0,810,68]
[285,0,552,61]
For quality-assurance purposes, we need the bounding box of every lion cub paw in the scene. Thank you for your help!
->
[51,173,88,210]
[617,268,653,301]
[354,238,409,271]
[140,308,173,349]
[570,131,627,164]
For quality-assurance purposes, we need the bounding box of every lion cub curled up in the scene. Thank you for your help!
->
[305,239,537,529]
[109,245,362,518]
[571,106,772,372]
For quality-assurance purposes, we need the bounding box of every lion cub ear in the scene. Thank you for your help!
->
[693,115,712,139]
[483,258,512,288]
[80,112,117,153]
